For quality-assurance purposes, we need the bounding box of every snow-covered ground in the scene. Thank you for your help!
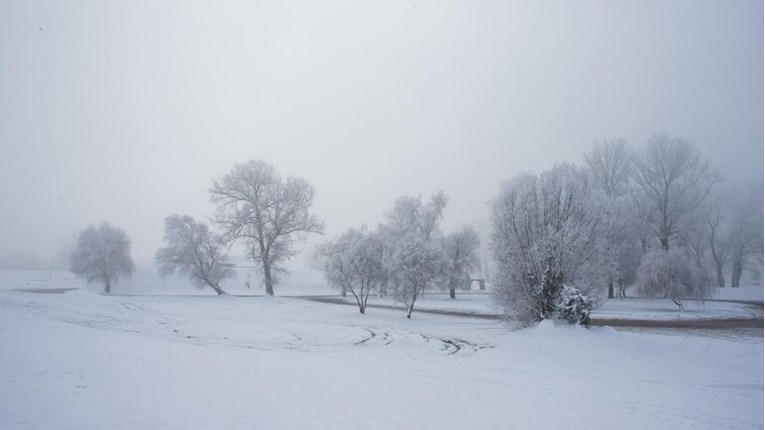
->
[1,270,763,429]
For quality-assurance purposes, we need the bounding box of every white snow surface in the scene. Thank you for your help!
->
[1,270,763,429]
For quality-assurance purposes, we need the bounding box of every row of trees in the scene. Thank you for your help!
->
[490,133,762,326]
[69,160,325,296]
[68,140,761,327]
[69,159,483,320]
[321,192,481,318]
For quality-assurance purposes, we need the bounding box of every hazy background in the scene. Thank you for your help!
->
[1,0,762,267]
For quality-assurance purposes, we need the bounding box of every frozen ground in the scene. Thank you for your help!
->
[1,270,763,429]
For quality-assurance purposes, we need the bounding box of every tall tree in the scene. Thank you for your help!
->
[584,139,634,298]
[155,215,235,295]
[210,160,324,295]
[726,182,764,287]
[630,133,722,250]
[706,189,731,287]
[70,222,135,294]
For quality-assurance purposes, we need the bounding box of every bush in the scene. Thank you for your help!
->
[557,285,594,326]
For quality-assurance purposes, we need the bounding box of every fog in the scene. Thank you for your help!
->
[1,0,762,265]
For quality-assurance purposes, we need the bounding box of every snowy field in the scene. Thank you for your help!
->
[1,270,763,429]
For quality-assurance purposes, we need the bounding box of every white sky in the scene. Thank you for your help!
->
[1,0,762,265]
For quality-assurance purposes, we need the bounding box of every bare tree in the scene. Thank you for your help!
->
[210,160,324,295]
[442,225,480,299]
[70,222,135,293]
[155,215,235,295]
[584,139,632,198]
[490,164,602,325]
[630,133,722,250]
[321,226,386,314]
[706,190,731,287]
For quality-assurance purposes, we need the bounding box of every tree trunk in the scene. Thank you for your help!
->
[716,264,725,288]
[660,237,669,251]
[607,281,614,299]
[211,284,226,295]
[731,259,742,288]
[406,291,418,319]
[449,287,456,299]
[730,250,743,288]
[263,262,275,295]
[104,277,111,294]
[671,298,684,311]
[341,286,347,297]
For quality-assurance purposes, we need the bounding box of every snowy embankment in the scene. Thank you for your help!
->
[1,270,763,429]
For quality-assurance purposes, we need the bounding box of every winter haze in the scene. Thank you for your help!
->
[1,0,762,265]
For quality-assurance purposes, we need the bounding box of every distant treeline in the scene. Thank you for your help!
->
[0,253,49,270]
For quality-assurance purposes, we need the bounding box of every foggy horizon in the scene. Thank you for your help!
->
[1,0,762,266]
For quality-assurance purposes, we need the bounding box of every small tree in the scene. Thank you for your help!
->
[442,226,480,299]
[386,233,448,319]
[70,222,135,293]
[381,192,448,318]
[210,160,324,295]
[155,215,235,295]
[635,248,715,310]
[322,226,385,314]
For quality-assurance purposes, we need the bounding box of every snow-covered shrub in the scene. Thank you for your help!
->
[557,285,595,326]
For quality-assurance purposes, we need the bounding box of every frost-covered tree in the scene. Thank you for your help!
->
[584,139,636,298]
[635,248,715,310]
[629,134,721,303]
[490,164,602,326]
[725,182,764,287]
[706,189,732,288]
[386,233,448,319]
[630,133,722,250]
[210,160,324,295]
[155,215,235,295]
[442,225,480,299]
[322,226,386,314]
[584,139,632,198]
[70,222,135,293]
[381,192,448,318]
[383,191,448,242]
